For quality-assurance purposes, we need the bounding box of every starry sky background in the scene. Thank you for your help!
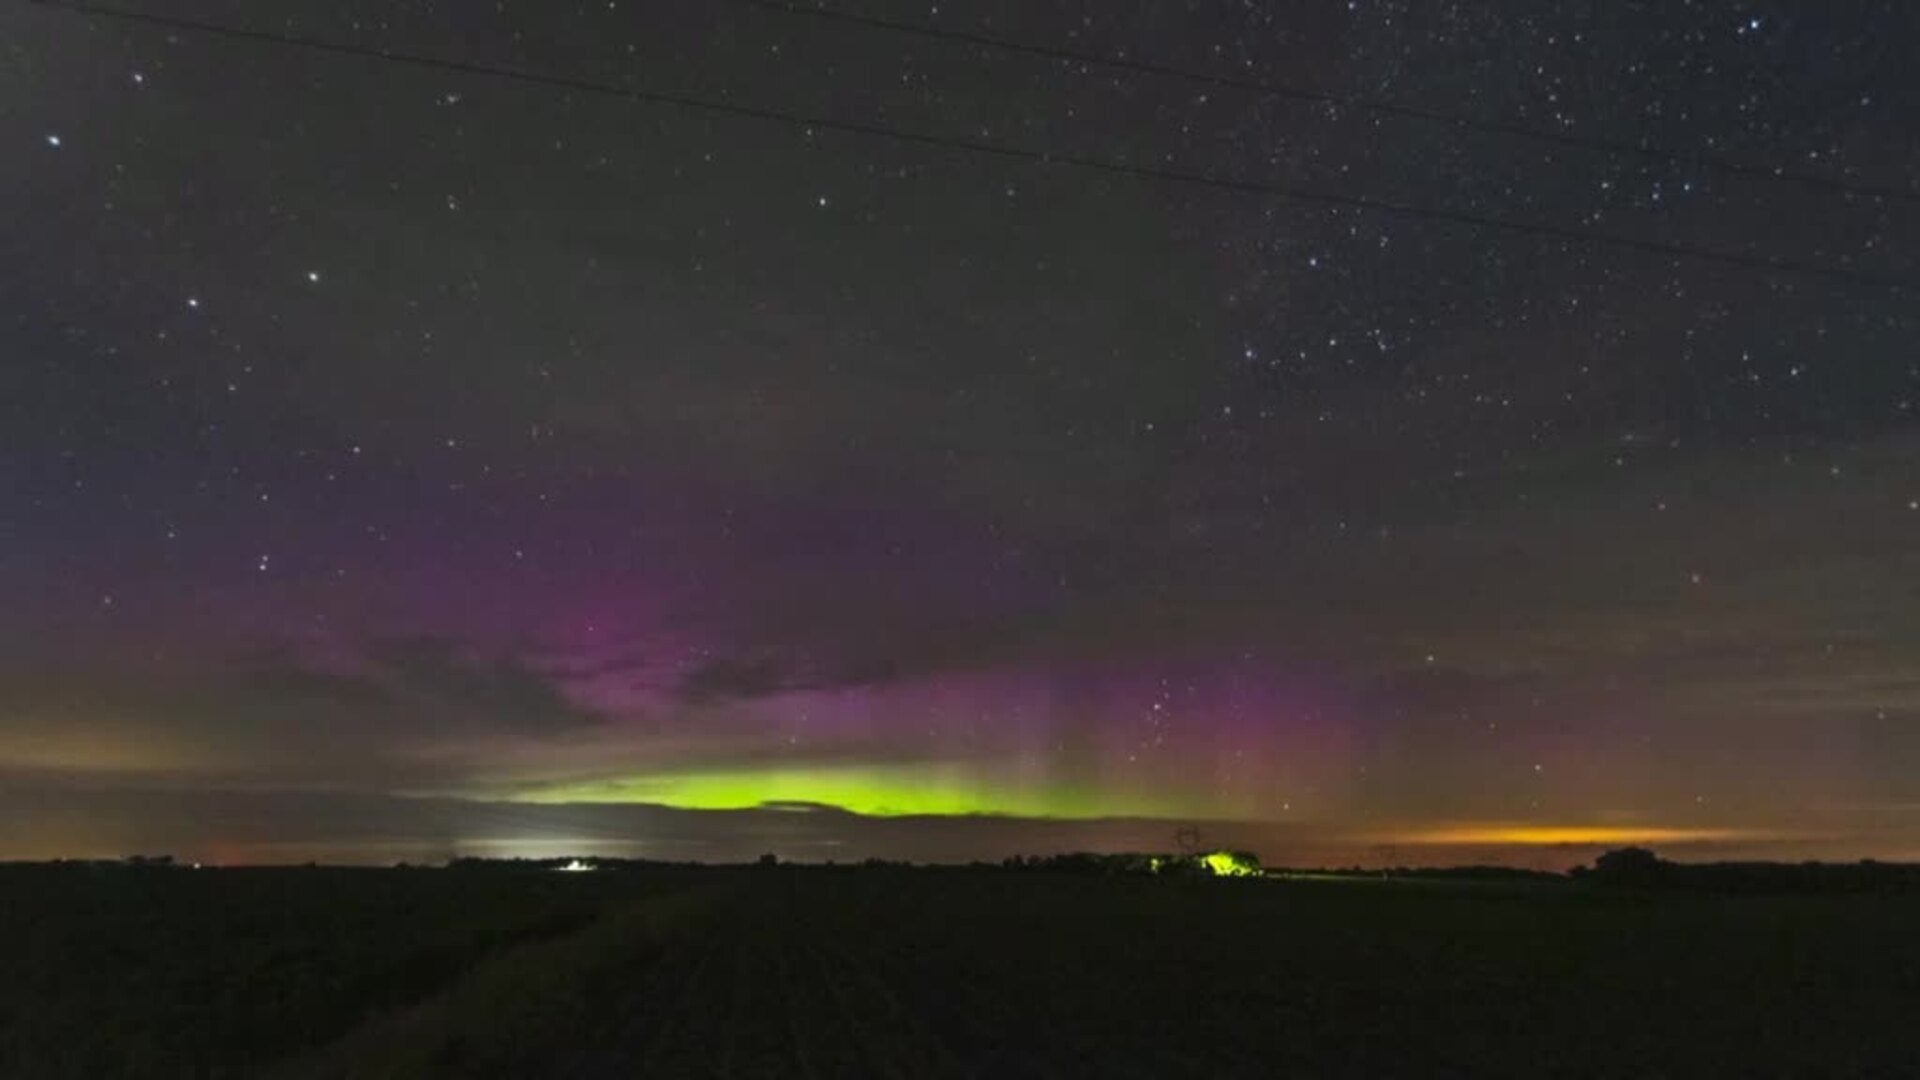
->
[3,0,1918,867]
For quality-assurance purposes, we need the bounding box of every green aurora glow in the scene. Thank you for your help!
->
[503,764,1212,819]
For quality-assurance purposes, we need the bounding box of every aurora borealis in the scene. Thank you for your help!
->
[4,1,1918,868]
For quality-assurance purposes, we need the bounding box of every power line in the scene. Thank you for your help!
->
[738,0,1920,206]
[24,0,1915,293]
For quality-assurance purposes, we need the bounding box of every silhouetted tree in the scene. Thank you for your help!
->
[1590,847,1666,882]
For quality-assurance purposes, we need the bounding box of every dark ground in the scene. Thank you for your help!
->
[4,864,1918,1077]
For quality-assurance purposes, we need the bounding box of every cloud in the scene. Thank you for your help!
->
[668,617,1033,705]
[358,637,602,731]
[0,640,608,791]
[675,653,801,703]
[755,800,850,814]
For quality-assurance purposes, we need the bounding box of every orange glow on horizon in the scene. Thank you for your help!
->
[1376,824,1784,847]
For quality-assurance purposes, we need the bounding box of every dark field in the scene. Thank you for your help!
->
[0,863,685,1077]
[5,864,1918,1077]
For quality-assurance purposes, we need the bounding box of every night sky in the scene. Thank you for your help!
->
[4,0,1918,867]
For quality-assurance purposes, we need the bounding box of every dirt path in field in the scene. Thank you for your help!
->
[563,882,962,1079]
[272,887,710,1079]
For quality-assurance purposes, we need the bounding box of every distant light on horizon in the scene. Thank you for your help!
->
[1379,825,1797,847]
[1200,851,1262,877]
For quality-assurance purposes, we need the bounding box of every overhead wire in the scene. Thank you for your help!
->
[736,0,1920,206]
[22,0,1916,294]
